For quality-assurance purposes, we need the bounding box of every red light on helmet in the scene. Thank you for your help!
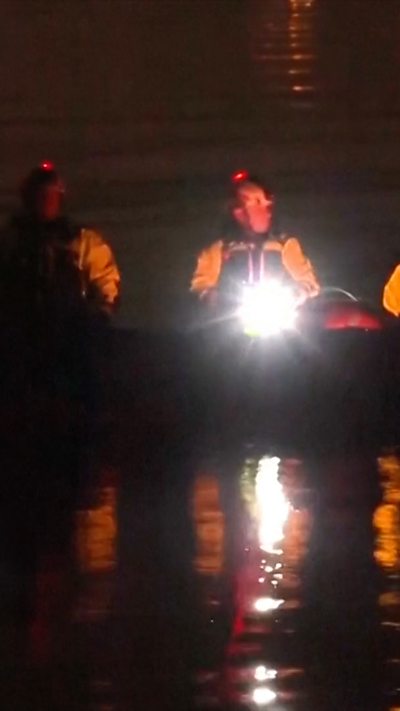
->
[231,170,249,184]
[40,161,55,171]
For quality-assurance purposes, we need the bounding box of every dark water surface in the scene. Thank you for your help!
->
[1,1,400,710]
[0,326,399,710]
[1,405,400,711]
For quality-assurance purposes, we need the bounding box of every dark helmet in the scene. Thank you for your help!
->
[21,161,65,210]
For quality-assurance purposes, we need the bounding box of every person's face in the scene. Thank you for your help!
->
[233,184,273,234]
[33,183,63,222]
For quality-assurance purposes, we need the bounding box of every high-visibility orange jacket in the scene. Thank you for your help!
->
[191,234,319,298]
[383,264,400,316]
[0,215,120,318]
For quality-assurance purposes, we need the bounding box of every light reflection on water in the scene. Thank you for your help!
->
[375,453,400,710]
[194,453,311,708]
[249,0,318,105]
[1,427,400,709]
[375,454,400,572]
[192,473,225,576]
[194,449,400,709]
[74,468,118,628]
[76,479,117,576]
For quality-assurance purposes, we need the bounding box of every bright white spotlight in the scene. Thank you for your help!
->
[252,686,277,705]
[238,280,297,337]
[254,597,284,613]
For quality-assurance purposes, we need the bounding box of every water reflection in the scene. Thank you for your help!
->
[375,454,400,572]
[249,0,317,106]
[224,455,309,708]
[193,473,225,576]
[74,465,118,641]
[2,421,400,709]
[76,471,117,576]
[194,453,310,708]
[72,466,118,709]
[375,453,400,709]
[255,456,289,554]
[236,0,400,130]
[193,449,400,709]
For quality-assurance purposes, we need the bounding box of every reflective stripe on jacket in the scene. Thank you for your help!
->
[191,235,319,297]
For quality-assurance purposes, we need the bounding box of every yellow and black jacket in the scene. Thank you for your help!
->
[0,215,120,323]
[191,233,319,298]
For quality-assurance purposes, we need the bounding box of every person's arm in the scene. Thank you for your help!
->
[190,240,223,296]
[282,236,320,299]
[383,264,400,316]
[80,229,120,314]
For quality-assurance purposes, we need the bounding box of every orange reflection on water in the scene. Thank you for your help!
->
[374,454,400,571]
[75,474,118,574]
[249,0,317,101]
[192,474,225,575]
[292,84,313,92]
[291,53,313,61]
[288,0,316,95]
[290,0,315,7]
[289,68,310,75]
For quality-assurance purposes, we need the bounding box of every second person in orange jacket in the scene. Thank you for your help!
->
[191,172,319,307]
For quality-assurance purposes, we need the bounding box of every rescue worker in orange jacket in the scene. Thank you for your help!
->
[0,162,120,322]
[191,172,319,306]
[383,264,400,317]
[0,162,121,404]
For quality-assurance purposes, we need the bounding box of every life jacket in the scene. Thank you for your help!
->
[4,215,88,328]
[218,235,289,296]
[21,217,81,296]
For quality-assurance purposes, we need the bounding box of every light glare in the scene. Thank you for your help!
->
[252,686,277,705]
[254,666,278,682]
[256,456,290,553]
[239,281,297,337]
[254,597,284,612]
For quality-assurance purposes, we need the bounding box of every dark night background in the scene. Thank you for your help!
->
[0,0,399,328]
[1,3,400,711]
